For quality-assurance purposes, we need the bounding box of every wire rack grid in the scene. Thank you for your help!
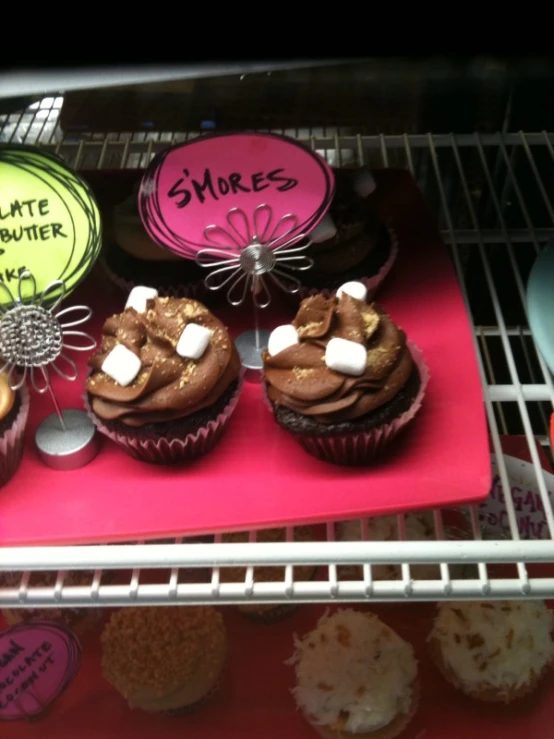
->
[0,99,553,608]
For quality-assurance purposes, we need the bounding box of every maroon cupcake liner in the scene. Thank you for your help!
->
[237,602,300,624]
[0,384,30,488]
[160,674,223,716]
[265,342,429,466]
[84,373,244,465]
[99,255,213,303]
[295,225,399,304]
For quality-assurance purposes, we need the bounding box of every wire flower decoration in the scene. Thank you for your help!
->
[0,271,96,393]
[195,204,313,308]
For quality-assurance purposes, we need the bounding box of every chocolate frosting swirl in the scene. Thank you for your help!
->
[263,294,413,424]
[87,297,240,427]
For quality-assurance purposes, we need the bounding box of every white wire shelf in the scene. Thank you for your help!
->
[1,99,554,606]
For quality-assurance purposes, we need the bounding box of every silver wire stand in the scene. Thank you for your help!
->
[235,278,271,381]
[0,272,100,469]
[196,205,314,382]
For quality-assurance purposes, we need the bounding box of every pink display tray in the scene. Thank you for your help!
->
[3,596,554,738]
[0,169,490,546]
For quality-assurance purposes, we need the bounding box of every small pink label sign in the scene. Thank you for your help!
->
[138,132,335,259]
[0,621,81,720]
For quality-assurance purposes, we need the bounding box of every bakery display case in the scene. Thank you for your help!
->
[0,59,553,738]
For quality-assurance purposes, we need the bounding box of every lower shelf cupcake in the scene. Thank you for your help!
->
[0,570,107,637]
[101,606,226,714]
[220,527,317,623]
[428,601,554,703]
[263,286,428,465]
[85,290,243,464]
[336,512,440,582]
[336,511,473,583]
[289,609,419,739]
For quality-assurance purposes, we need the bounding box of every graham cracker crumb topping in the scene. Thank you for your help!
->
[297,321,322,337]
[101,606,224,696]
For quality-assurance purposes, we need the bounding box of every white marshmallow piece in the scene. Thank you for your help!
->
[336,280,368,302]
[353,168,376,198]
[309,213,338,243]
[267,324,299,357]
[176,322,212,360]
[125,286,159,314]
[325,337,367,377]
[101,344,142,387]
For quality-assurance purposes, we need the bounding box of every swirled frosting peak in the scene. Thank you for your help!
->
[263,293,413,424]
[87,297,240,427]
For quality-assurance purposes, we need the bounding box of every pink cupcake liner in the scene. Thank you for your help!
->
[295,225,399,304]
[99,255,212,302]
[0,384,30,488]
[84,373,244,464]
[265,341,429,466]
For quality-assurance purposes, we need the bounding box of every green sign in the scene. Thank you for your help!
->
[0,145,101,305]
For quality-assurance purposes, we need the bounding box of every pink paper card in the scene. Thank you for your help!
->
[138,133,335,258]
[0,621,81,720]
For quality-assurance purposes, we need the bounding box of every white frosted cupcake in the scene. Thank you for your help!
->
[289,609,419,739]
[429,601,554,702]
[337,512,438,581]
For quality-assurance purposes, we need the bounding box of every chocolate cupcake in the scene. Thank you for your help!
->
[102,184,208,299]
[263,283,428,465]
[0,372,29,487]
[85,289,242,463]
[101,606,226,714]
[298,168,397,301]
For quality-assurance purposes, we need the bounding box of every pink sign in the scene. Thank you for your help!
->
[138,132,335,259]
[0,621,81,720]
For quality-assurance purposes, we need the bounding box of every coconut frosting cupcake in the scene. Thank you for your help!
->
[429,601,554,702]
[101,606,226,714]
[263,284,428,465]
[86,289,242,463]
[289,609,419,739]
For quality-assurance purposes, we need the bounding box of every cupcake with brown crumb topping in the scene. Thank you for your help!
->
[85,288,242,463]
[429,601,554,703]
[220,527,317,623]
[101,606,226,714]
